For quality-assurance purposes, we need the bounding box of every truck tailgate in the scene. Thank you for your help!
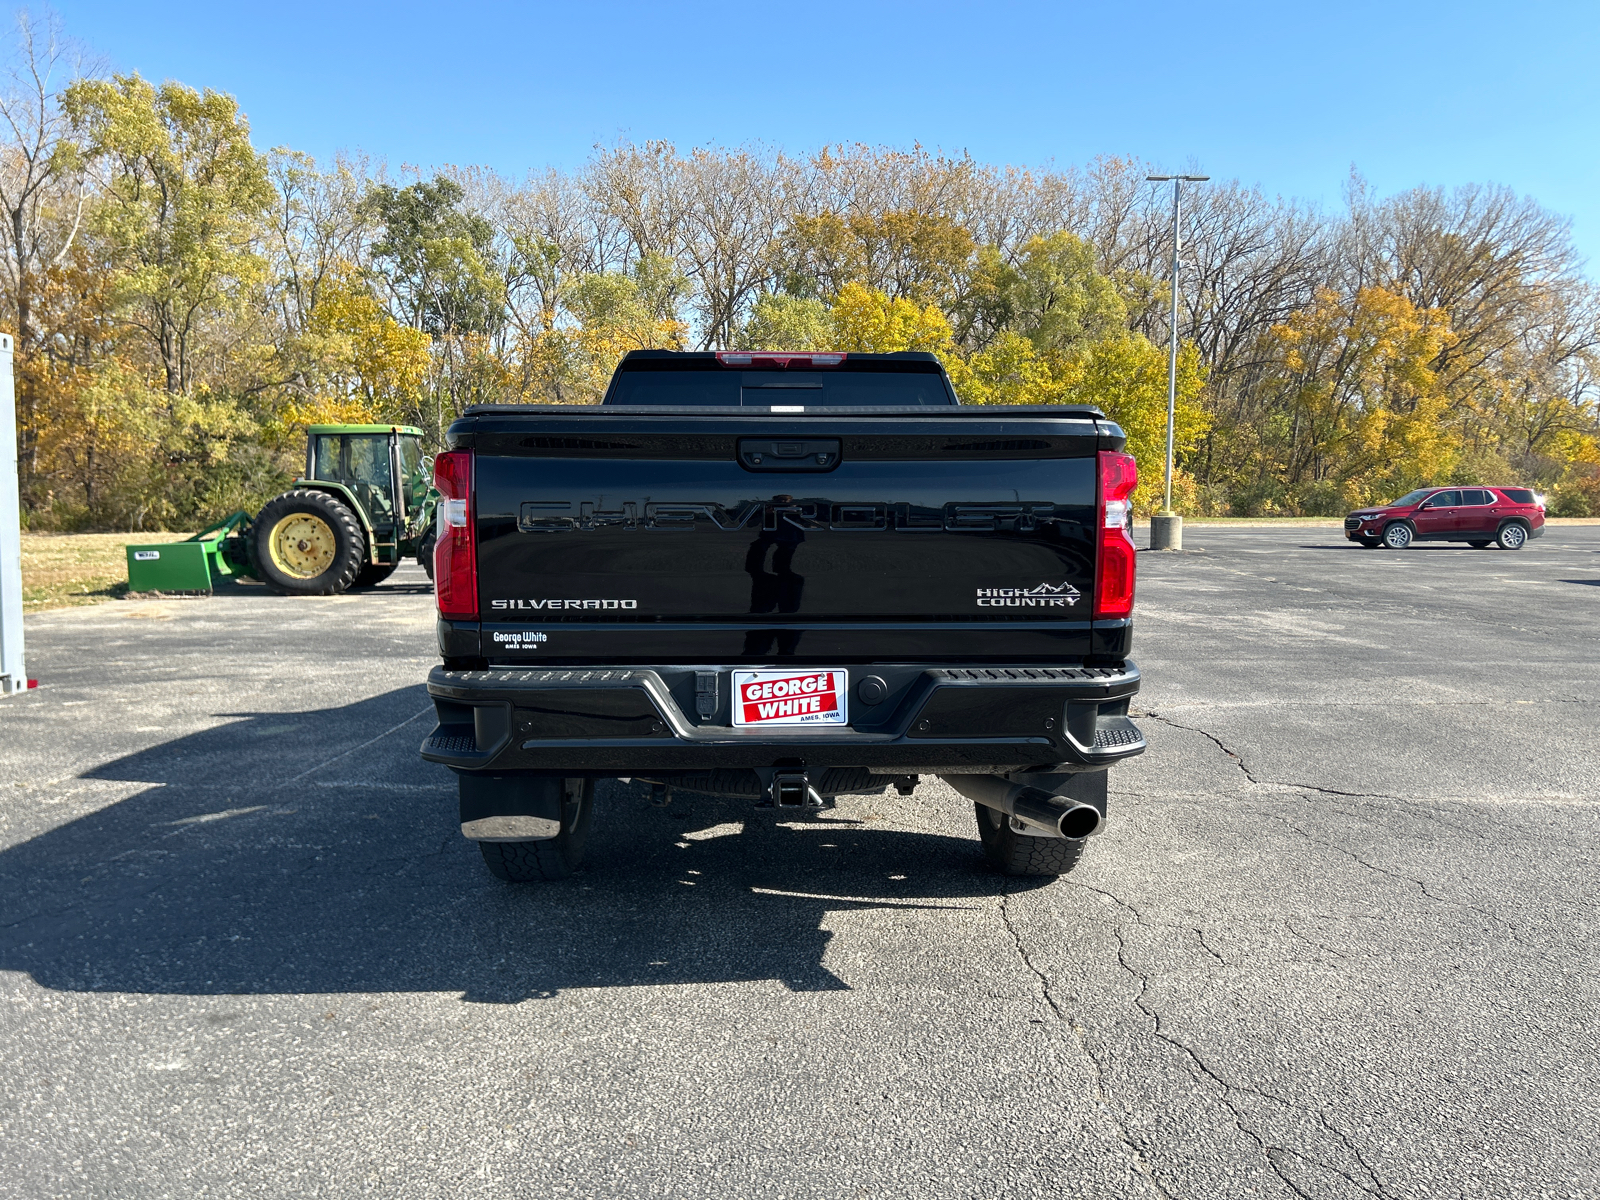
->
[457,408,1123,663]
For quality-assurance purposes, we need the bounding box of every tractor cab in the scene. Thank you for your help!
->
[304,425,431,549]
[263,423,436,592]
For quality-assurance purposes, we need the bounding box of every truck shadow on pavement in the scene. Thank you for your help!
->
[0,687,1038,1002]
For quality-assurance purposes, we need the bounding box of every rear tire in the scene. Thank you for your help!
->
[1381,522,1413,550]
[250,489,366,596]
[418,529,437,582]
[1496,522,1528,550]
[1467,540,1491,549]
[353,562,397,588]
[974,803,1086,877]
[478,779,594,882]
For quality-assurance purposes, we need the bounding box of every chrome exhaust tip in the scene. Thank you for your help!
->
[1009,785,1104,839]
[940,774,1105,840]
[1057,802,1104,840]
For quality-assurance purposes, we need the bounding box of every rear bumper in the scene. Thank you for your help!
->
[421,661,1144,776]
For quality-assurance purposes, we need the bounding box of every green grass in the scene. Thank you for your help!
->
[21,532,191,612]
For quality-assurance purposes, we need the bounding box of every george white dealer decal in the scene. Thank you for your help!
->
[492,630,548,648]
[491,598,638,610]
[976,583,1081,608]
[732,670,849,727]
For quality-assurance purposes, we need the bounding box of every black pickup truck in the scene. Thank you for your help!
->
[420,350,1145,882]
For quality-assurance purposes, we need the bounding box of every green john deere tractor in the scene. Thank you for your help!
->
[126,425,438,597]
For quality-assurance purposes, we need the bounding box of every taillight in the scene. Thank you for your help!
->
[1095,451,1138,619]
[433,450,477,620]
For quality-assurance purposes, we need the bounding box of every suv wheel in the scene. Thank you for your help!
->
[477,778,595,882]
[1467,540,1492,549]
[1357,537,1382,548]
[1496,522,1528,550]
[974,803,1086,877]
[1382,522,1413,550]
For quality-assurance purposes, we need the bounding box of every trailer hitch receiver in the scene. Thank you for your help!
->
[771,771,822,808]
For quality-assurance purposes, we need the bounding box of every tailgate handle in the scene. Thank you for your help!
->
[738,438,841,471]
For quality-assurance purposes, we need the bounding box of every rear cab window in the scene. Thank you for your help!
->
[397,436,427,517]
[1499,488,1536,504]
[603,351,959,407]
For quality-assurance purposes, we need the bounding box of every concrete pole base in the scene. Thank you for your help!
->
[1150,512,1183,551]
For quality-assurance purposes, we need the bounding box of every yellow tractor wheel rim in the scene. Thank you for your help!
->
[269,513,338,579]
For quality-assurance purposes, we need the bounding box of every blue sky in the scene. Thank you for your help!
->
[44,0,1600,269]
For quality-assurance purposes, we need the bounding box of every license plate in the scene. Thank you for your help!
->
[731,670,849,728]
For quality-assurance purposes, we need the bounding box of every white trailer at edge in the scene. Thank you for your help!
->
[0,331,28,696]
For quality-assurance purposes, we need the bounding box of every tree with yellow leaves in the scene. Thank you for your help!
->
[518,253,690,404]
[782,210,974,310]
[286,267,432,428]
[826,281,956,354]
[63,73,272,396]
[958,331,1072,406]
[1064,335,1208,512]
[1259,286,1458,507]
[737,293,829,352]
[956,316,1208,511]
[801,280,1209,512]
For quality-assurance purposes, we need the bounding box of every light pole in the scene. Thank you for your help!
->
[1145,173,1207,551]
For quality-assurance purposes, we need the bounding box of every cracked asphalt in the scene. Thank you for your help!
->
[2,526,1597,1199]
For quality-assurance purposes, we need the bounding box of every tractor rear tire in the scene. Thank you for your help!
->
[353,562,397,588]
[251,489,366,596]
[418,529,437,582]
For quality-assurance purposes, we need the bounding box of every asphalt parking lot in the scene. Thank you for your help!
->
[2,526,1597,1199]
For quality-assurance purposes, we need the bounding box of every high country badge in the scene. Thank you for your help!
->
[976,583,1081,608]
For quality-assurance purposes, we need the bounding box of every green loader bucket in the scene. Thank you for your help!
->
[126,511,253,595]
[126,542,218,592]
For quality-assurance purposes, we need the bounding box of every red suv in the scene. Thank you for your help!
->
[1345,487,1545,550]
